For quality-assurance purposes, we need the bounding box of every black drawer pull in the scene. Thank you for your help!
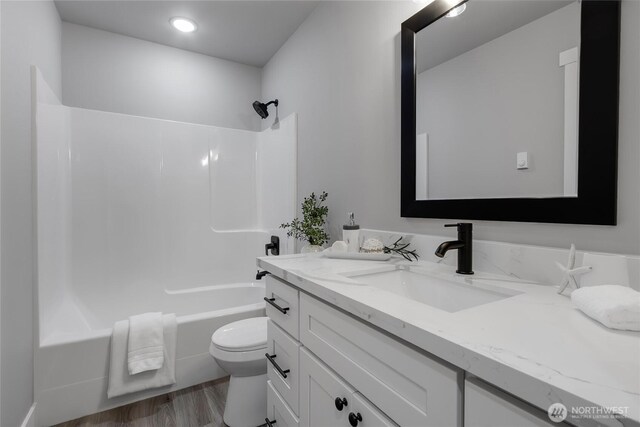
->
[335,397,348,411]
[265,353,290,379]
[264,297,290,314]
[349,412,362,427]
[265,418,277,427]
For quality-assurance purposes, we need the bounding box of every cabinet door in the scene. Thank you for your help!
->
[300,348,353,427]
[300,348,398,427]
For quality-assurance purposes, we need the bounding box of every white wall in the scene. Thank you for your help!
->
[416,3,579,199]
[62,22,262,131]
[0,1,62,426]
[261,0,640,255]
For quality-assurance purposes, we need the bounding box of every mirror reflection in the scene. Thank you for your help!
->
[415,0,580,200]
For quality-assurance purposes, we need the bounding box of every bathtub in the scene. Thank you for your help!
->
[34,282,266,426]
[33,73,296,426]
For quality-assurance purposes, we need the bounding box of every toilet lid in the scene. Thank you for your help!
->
[211,317,268,352]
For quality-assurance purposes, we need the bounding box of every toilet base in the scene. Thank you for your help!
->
[223,373,267,427]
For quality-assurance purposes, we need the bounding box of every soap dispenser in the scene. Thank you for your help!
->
[343,212,360,252]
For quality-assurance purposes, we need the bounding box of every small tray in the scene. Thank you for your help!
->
[325,251,391,261]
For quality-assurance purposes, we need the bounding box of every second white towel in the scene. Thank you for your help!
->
[128,312,164,375]
[571,285,640,331]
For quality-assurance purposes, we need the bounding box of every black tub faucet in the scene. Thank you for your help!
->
[256,270,270,280]
[435,223,474,275]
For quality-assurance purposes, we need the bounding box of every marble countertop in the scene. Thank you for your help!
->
[257,254,640,427]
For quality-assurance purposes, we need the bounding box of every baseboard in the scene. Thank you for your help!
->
[20,403,37,427]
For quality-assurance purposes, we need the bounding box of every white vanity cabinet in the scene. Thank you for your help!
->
[265,275,463,427]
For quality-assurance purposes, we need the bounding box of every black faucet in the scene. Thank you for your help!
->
[256,270,270,280]
[435,223,474,275]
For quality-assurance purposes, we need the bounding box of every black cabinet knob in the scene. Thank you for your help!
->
[348,412,362,426]
[265,418,277,427]
[334,397,348,411]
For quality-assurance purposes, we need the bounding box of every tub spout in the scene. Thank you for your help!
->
[256,270,270,280]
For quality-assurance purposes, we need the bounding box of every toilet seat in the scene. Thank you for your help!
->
[209,343,266,364]
[211,316,268,352]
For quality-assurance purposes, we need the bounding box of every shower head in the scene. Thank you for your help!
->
[253,99,278,119]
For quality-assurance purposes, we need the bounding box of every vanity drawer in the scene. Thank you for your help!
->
[265,275,299,339]
[300,293,462,427]
[267,319,300,415]
[267,380,299,427]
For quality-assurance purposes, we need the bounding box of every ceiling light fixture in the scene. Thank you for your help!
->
[445,3,466,18]
[170,17,197,33]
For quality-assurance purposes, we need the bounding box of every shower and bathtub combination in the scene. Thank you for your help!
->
[32,69,296,426]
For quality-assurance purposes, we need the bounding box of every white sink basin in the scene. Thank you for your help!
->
[342,266,522,313]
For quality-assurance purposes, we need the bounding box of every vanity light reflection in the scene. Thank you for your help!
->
[446,3,466,18]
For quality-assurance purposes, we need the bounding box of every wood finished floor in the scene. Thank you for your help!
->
[53,378,229,427]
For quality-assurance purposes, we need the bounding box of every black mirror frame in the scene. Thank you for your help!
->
[401,0,620,225]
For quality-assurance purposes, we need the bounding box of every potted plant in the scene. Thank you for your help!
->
[280,191,329,253]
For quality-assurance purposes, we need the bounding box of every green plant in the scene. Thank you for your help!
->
[280,191,329,246]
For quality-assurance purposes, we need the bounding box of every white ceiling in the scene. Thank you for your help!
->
[54,1,319,67]
[417,0,575,73]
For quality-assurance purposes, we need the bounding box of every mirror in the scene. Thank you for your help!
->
[416,1,579,200]
[401,0,620,224]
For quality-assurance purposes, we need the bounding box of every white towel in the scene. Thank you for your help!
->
[128,312,164,375]
[108,313,177,398]
[571,285,640,331]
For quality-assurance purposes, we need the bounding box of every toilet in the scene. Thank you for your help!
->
[210,316,269,427]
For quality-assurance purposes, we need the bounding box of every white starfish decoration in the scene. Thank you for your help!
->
[556,244,591,295]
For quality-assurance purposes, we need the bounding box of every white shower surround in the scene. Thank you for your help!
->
[32,68,297,425]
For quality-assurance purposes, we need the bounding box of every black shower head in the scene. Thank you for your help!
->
[253,99,278,119]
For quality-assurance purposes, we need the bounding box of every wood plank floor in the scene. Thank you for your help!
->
[53,377,229,427]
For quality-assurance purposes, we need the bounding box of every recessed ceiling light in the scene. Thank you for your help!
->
[446,3,466,18]
[170,17,197,33]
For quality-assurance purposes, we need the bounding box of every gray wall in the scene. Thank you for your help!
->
[262,0,640,255]
[416,2,579,199]
[0,1,62,425]
[62,22,262,131]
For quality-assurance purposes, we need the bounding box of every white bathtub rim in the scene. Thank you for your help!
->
[39,295,265,348]
[164,281,264,295]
